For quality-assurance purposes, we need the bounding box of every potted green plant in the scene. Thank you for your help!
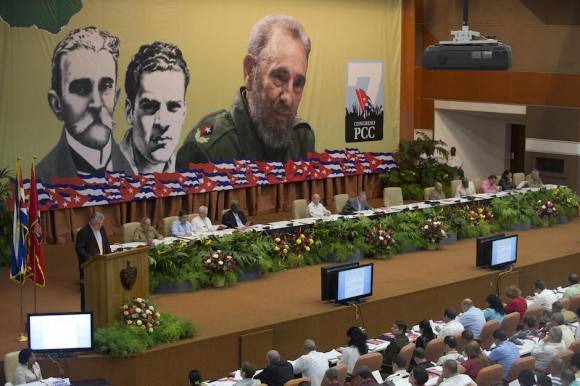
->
[149,241,207,293]
[419,217,447,250]
[391,210,425,253]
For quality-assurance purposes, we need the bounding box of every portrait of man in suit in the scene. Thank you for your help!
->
[121,41,189,173]
[36,26,132,183]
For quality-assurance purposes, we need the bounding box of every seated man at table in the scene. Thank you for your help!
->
[133,217,163,244]
[234,362,260,386]
[437,308,465,338]
[222,201,251,229]
[171,210,195,237]
[292,339,328,386]
[527,279,558,311]
[563,273,580,299]
[413,348,435,370]
[308,193,331,217]
[341,191,372,214]
[479,175,501,193]
[192,205,225,233]
[357,366,378,386]
[386,355,410,384]
[531,327,566,372]
[552,301,576,324]
[455,179,475,198]
[458,299,486,338]
[436,360,475,386]
[428,181,446,200]
[436,336,464,365]
[254,350,293,386]
[487,330,519,378]
[525,169,544,188]
[410,367,429,386]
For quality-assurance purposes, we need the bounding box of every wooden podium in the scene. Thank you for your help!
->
[81,247,150,329]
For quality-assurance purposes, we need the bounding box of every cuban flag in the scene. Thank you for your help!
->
[11,160,28,284]
[355,88,374,118]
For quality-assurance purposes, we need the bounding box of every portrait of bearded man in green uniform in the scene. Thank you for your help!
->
[176,14,315,166]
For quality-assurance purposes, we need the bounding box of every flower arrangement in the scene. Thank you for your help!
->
[203,249,235,274]
[420,218,447,245]
[534,199,557,218]
[364,225,396,254]
[272,231,315,259]
[465,205,494,225]
[121,297,161,333]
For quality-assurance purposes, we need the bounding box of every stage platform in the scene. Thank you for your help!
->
[0,218,578,386]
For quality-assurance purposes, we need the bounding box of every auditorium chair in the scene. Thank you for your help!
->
[3,351,19,386]
[500,312,520,338]
[423,187,435,200]
[512,172,525,187]
[383,187,403,207]
[504,356,535,382]
[523,305,544,327]
[321,364,347,386]
[292,199,308,219]
[549,349,574,371]
[568,294,580,312]
[333,194,349,214]
[475,364,503,386]
[478,320,500,350]
[348,352,382,386]
[450,179,462,197]
[285,377,310,386]
[122,222,140,243]
[163,216,178,236]
[425,337,445,363]
[569,339,580,353]
[398,343,416,370]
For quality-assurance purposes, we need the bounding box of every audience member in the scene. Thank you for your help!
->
[454,179,475,198]
[339,326,368,374]
[447,147,463,169]
[458,299,486,338]
[341,191,372,214]
[292,339,328,386]
[307,193,331,217]
[458,341,488,380]
[563,274,580,299]
[511,315,540,341]
[528,280,558,311]
[480,175,500,193]
[14,349,43,385]
[504,285,528,322]
[518,369,536,386]
[192,205,224,233]
[483,294,505,322]
[499,170,515,191]
[415,320,436,349]
[171,210,194,236]
[428,182,446,200]
[382,321,410,373]
[222,201,251,229]
[133,216,163,244]
[357,365,378,386]
[437,336,464,366]
[386,355,410,384]
[410,367,429,386]
[487,330,519,377]
[254,350,294,386]
[436,360,475,386]
[437,308,465,338]
[525,169,544,188]
[322,368,339,386]
[560,369,577,386]
[189,369,209,386]
[537,374,554,386]
[549,313,575,347]
[413,348,435,370]
[531,327,566,372]
[234,362,260,386]
[460,330,474,347]
[540,309,554,331]
[550,357,565,386]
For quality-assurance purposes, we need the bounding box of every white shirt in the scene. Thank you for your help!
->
[292,350,329,386]
[307,202,329,217]
[531,340,566,371]
[91,225,104,255]
[192,216,216,233]
[65,128,112,171]
[529,289,558,310]
[338,346,361,374]
[447,156,463,169]
[437,351,464,366]
[455,182,475,197]
[386,370,410,386]
[557,325,575,348]
[439,319,464,338]
[439,374,474,386]
[14,362,42,385]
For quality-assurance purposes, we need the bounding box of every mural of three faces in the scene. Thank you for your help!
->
[36,15,316,183]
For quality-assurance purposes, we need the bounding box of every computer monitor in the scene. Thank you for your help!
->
[321,261,359,301]
[335,263,373,304]
[490,235,518,269]
[28,312,93,353]
[475,233,505,267]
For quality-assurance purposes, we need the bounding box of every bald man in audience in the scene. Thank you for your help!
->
[133,217,163,244]
[458,299,486,338]
[308,194,331,217]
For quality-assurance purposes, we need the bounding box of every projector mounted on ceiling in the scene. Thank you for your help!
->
[423,0,512,70]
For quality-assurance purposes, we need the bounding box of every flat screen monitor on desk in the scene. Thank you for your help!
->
[321,261,359,301]
[335,263,373,304]
[28,312,93,353]
[490,235,518,269]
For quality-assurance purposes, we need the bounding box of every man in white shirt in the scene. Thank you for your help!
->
[531,327,566,372]
[550,313,575,348]
[386,355,410,386]
[307,193,331,217]
[191,205,225,233]
[454,179,475,198]
[292,339,329,386]
[437,308,464,338]
[436,336,464,366]
[436,360,475,386]
[527,280,558,311]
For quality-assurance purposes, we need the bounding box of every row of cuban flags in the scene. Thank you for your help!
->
[11,159,46,287]
[29,149,396,212]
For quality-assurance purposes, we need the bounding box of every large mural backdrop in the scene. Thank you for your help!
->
[0,0,401,210]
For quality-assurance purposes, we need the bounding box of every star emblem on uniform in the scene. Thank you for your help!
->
[195,122,213,144]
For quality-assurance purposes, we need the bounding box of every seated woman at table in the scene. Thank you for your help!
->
[483,294,505,322]
[458,341,488,381]
[504,285,527,323]
[14,349,42,385]
[415,320,435,349]
[338,326,368,374]
[499,170,515,191]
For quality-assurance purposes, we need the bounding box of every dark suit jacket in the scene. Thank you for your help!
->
[37,129,133,184]
[221,209,247,229]
[254,361,294,386]
[341,198,372,214]
[75,224,112,278]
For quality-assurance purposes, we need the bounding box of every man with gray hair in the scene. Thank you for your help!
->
[191,205,225,233]
[457,298,486,339]
[531,327,566,372]
[254,349,293,386]
[75,211,111,310]
[177,14,315,166]
[436,360,475,386]
[292,339,329,386]
[37,26,132,183]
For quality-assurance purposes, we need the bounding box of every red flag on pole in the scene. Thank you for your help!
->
[26,160,46,287]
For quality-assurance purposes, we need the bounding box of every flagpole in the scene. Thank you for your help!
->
[15,157,28,342]
[17,280,27,342]
[32,156,37,313]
